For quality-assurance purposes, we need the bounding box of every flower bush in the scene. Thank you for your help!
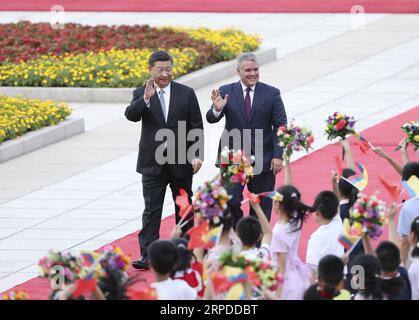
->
[0,22,261,88]
[172,27,261,61]
[0,22,215,65]
[0,95,71,143]
[0,48,199,88]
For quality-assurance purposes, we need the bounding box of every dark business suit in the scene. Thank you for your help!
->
[125,81,203,259]
[206,81,287,226]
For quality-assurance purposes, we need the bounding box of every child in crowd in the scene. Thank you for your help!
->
[270,185,311,300]
[408,217,419,300]
[148,240,197,300]
[332,139,364,257]
[350,254,384,300]
[237,196,273,262]
[397,162,419,265]
[205,211,241,268]
[304,255,350,300]
[306,191,344,281]
[375,241,410,300]
[171,237,204,298]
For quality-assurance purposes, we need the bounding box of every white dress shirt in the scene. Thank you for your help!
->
[213,81,256,118]
[144,82,171,122]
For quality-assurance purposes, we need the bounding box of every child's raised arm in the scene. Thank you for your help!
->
[387,203,400,248]
[341,139,356,172]
[284,158,293,186]
[400,138,410,165]
[372,146,403,176]
[249,197,272,245]
[362,233,374,256]
[331,172,341,199]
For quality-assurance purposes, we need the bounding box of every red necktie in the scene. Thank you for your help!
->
[245,87,251,121]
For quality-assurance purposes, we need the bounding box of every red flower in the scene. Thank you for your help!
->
[307,135,314,145]
[335,119,347,131]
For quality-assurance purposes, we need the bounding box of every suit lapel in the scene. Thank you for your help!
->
[167,82,177,125]
[233,81,247,123]
[249,82,261,123]
[151,91,166,125]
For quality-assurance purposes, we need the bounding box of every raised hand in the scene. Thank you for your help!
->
[144,79,156,101]
[211,89,228,112]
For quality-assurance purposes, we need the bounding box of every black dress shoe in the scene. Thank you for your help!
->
[132,258,149,270]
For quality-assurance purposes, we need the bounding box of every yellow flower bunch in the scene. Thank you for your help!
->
[0,95,71,143]
[172,27,262,61]
[0,48,199,88]
[1,290,29,300]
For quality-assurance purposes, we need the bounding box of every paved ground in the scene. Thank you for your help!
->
[0,12,418,292]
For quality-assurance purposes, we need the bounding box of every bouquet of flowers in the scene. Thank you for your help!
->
[245,260,283,292]
[1,290,28,300]
[219,147,254,185]
[401,120,419,151]
[349,193,387,240]
[38,250,86,284]
[219,251,283,292]
[97,245,131,274]
[277,122,314,161]
[325,112,356,140]
[80,245,131,279]
[194,177,231,223]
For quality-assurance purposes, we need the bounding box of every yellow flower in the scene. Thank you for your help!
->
[414,135,419,142]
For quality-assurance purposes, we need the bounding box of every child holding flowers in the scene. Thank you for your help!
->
[270,185,312,299]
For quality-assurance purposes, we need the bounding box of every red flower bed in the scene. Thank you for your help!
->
[0,21,218,67]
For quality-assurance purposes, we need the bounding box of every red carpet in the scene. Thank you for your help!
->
[1,0,419,13]
[3,106,418,299]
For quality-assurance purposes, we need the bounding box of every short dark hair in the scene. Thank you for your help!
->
[236,216,261,247]
[350,254,383,300]
[338,168,359,209]
[172,237,193,273]
[375,241,401,273]
[148,240,178,275]
[148,50,173,67]
[318,255,345,287]
[411,217,419,258]
[311,190,339,220]
[402,162,419,181]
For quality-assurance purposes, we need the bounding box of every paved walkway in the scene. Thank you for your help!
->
[0,12,418,292]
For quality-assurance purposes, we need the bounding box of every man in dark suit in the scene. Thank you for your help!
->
[125,51,204,270]
[206,52,287,227]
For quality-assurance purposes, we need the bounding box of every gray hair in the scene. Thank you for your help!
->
[237,52,259,70]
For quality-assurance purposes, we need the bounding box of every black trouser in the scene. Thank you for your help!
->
[226,170,276,229]
[138,165,193,259]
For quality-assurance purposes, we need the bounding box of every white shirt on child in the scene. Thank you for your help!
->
[306,215,344,267]
[151,278,197,300]
[240,243,270,262]
[408,257,419,300]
